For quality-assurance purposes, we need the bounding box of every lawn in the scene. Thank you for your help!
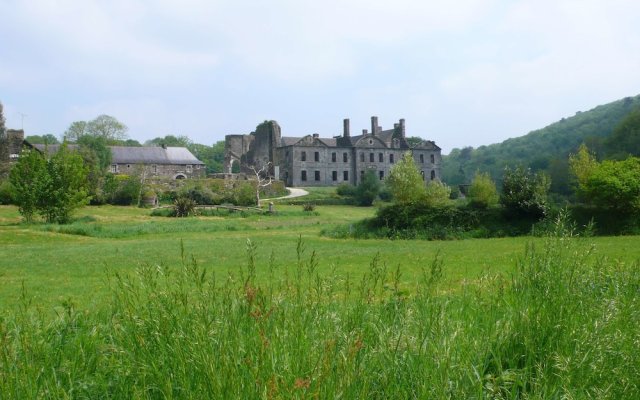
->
[1,204,639,398]
[1,204,639,314]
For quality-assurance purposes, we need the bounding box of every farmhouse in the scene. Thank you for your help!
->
[225,116,442,187]
[33,144,205,179]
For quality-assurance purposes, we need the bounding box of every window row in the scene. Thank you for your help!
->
[419,154,436,164]
[300,151,349,162]
[359,153,395,164]
[301,170,349,182]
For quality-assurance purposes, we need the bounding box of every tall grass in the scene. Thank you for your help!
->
[1,217,639,398]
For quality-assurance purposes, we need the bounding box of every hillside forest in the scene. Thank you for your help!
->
[442,94,640,199]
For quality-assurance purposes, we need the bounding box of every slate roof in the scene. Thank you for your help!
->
[110,146,204,165]
[32,144,204,165]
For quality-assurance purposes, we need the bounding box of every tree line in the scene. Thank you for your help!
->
[24,114,227,174]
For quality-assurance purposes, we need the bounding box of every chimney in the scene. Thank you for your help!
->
[362,129,368,135]
[371,116,378,136]
[312,133,319,139]
[399,118,406,138]
[343,118,350,137]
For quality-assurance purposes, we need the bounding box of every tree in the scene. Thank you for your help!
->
[86,115,128,142]
[583,157,640,214]
[406,136,423,148]
[38,144,90,223]
[500,166,550,218]
[145,135,192,148]
[63,121,88,142]
[10,144,89,223]
[604,107,640,158]
[9,149,46,222]
[386,151,426,204]
[467,171,498,209]
[64,115,128,143]
[25,134,60,144]
[355,170,380,206]
[423,180,452,207]
[77,135,112,203]
[568,143,598,198]
[189,141,225,173]
[249,163,273,207]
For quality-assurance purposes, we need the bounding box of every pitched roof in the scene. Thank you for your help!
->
[111,146,204,164]
[32,144,204,165]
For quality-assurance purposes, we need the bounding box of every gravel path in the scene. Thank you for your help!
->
[264,187,309,201]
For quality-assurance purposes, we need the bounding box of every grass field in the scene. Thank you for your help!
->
[1,203,639,397]
[1,204,639,314]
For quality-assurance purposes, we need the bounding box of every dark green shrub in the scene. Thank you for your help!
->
[173,196,197,217]
[303,203,316,212]
[336,183,356,197]
[0,179,14,204]
[234,182,256,206]
[355,171,380,206]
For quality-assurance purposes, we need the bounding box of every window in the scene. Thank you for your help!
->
[390,154,394,164]
[314,151,320,162]
[110,164,118,173]
[431,170,436,180]
[152,164,157,174]
[284,171,289,180]
[379,171,384,180]
[332,171,338,181]
[285,150,289,157]
[315,170,320,181]
[369,153,374,162]
[343,171,349,181]
[430,154,435,164]
[379,153,383,162]
[420,154,424,163]
[127,164,131,169]
[360,170,364,181]
[301,151,307,161]
[421,170,425,180]
[301,171,307,181]
[343,152,348,162]
[186,165,192,173]
[360,152,365,162]
[331,152,336,162]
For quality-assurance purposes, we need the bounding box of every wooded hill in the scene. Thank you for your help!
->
[443,94,640,196]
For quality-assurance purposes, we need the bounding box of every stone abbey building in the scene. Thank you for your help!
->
[225,116,442,187]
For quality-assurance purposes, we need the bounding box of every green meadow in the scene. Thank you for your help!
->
[1,204,639,313]
[1,202,639,398]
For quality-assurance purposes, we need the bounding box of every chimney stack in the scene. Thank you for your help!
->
[362,129,368,135]
[312,133,319,139]
[343,118,350,137]
[371,116,378,136]
[399,118,406,138]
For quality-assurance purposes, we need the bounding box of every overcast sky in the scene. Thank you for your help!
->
[1,0,639,153]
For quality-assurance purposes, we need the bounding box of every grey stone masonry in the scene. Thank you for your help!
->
[225,117,442,187]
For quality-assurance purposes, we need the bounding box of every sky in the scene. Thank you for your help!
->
[1,0,640,154]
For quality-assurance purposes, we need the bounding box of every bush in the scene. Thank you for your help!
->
[105,174,142,206]
[467,171,498,209]
[336,183,356,197]
[173,196,197,217]
[355,170,380,206]
[302,203,316,212]
[234,182,256,206]
[0,179,14,204]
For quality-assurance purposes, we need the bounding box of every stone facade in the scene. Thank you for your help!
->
[225,117,442,187]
